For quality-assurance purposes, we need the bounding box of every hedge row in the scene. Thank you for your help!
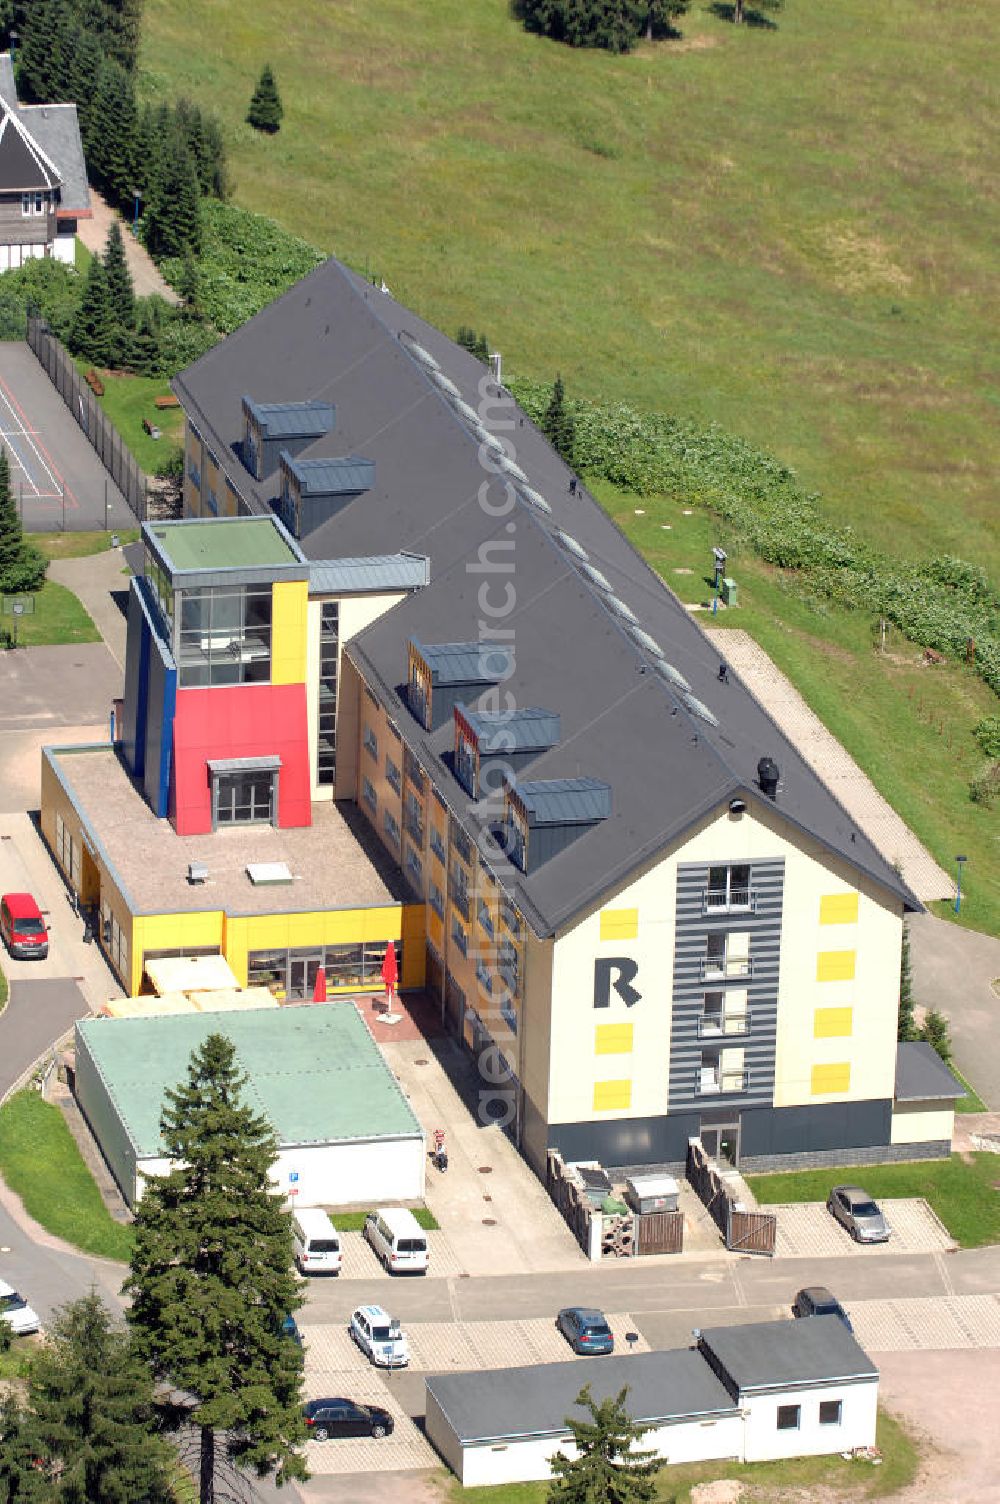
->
[510,376,1000,697]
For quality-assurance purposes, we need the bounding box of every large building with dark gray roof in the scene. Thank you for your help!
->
[41,252,959,1181]
[0,54,89,272]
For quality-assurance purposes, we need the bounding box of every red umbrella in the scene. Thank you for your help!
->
[312,966,327,1003]
[381,944,398,1000]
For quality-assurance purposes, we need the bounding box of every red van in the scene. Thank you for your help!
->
[0,892,49,959]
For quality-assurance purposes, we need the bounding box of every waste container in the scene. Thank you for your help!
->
[721,577,738,607]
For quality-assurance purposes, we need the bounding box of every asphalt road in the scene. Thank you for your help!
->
[0,978,89,1097]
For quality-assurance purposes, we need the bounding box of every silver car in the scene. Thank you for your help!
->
[827,1185,890,1243]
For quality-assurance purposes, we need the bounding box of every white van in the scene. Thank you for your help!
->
[292,1209,342,1275]
[363,1207,429,1275]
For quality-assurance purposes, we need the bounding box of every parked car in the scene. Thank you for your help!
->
[827,1185,891,1243]
[556,1307,615,1355]
[0,893,49,960]
[302,1397,394,1440]
[0,1280,41,1337]
[281,1314,303,1347]
[292,1208,341,1275]
[792,1286,853,1332]
[363,1207,428,1274]
[349,1305,409,1368]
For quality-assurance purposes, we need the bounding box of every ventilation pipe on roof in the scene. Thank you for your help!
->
[757,757,780,799]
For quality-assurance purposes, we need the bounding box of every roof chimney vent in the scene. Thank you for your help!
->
[757,757,779,800]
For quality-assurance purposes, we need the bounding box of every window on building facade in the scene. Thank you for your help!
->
[450,916,468,957]
[386,756,401,794]
[706,864,753,912]
[455,732,476,796]
[477,898,494,938]
[404,789,424,846]
[362,777,377,816]
[408,655,431,729]
[701,992,725,1036]
[383,809,400,847]
[819,1400,842,1426]
[405,843,423,890]
[212,767,276,828]
[317,601,339,786]
[429,880,445,920]
[475,958,493,995]
[449,858,470,921]
[403,747,426,793]
[177,585,272,686]
[364,724,379,760]
[498,937,520,997]
[504,805,527,872]
[702,932,751,981]
[500,897,522,938]
[776,1405,800,1431]
[429,826,446,864]
[248,940,401,1000]
[500,989,518,1034]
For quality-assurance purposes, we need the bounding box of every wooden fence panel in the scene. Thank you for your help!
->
[637,1209,684,1255]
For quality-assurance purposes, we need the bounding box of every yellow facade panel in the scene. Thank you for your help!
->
[820,893,859,926]
[270,580,309,686]
[594,1023,634,1056]
[816,949,856,983]
[811,1062,851,1095]
[593,1079,632,1112]
[599,908,638,942]
[814,1007,853,1039]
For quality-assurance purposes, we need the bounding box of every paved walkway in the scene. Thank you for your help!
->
[48,546,130,668]
[0,979,89,1100]
[909,913,1000,1109]
[76,189,179,304]
[704,628,953,902]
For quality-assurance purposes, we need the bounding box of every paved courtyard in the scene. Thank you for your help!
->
[849,1293,1000,1352]
[772,1199,955,1258]
[337,1230,464,1281]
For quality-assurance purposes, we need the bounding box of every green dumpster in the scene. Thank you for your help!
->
[721,576,738,607]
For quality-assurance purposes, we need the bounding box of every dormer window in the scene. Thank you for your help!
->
[503,777,611,875]
[453,705,560,801]
[407,639,513,732]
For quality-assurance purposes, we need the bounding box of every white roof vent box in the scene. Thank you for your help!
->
[246,862,294,886]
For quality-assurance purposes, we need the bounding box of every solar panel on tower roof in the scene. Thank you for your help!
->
[654,659,692,693]
[517,484,553,515]
[555,531,589,562]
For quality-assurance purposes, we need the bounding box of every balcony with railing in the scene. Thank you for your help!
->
[700,954,753,982]
[698,1010,751,1039]
[702,887,756,915]
[697,1066,748,1095]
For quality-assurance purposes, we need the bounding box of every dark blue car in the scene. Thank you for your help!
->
[792,1286,853,1332]
[556,1307,615,1355]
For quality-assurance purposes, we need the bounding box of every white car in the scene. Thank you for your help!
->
[0,1279,40,1337]
[349,1304,409,1368]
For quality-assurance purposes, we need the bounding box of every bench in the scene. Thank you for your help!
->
[85,368,104,397]
[154,394,181,410]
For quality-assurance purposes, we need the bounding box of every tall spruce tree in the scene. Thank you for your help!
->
[125,1034,307,1504]
[86,61,139,209]
[543,373,576,465]
[0,1392,49,1503]
[897,922,917,1042]
[102,221,135,324]
[246,64,283,133]
[0,447,46,595]
[142,136,201,259]
[70,258,116,367]
[548,1385,659,1503]
[28,1291,174,1504]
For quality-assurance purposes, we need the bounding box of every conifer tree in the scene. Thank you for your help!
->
[70,258,116,367]
[102,220,135,326]
[548,1385,659,1503]
[129,303,162,376]
[125,1034,307,1504]
[142,137,201,259]
[0,447,46,595]
[27,1291,174,1504]
[543,373,576,465]
[0,1392,49,1503]
[897,922,917,1042]
[921,1008,953,1064]
[85,61,139,208]
[175,251,200,316]
[246,64,283,133]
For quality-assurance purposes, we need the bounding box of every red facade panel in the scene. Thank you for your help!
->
[170,683,312,835]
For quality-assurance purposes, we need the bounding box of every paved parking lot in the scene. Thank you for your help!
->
[300,1368,437,1476]
[338,1229,464,1281]
[772,1198,955,1258]
[849,1293,1000,1351]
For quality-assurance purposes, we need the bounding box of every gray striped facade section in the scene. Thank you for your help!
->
[668,859,785,1114]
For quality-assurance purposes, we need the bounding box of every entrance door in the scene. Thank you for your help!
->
[288,952,321,1001]
[701,1120,740,1168]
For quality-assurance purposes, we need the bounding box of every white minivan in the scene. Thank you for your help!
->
[363,1207,429,1275]
[292,1209,342,1275]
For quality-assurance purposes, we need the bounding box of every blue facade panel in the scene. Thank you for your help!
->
[143,633,177,818]
[121,584,150,779]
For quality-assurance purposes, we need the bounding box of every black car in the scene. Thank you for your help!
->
[302,1398,394,1440]
[792,1286,853,1332]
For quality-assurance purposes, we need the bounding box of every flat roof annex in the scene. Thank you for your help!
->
[75,1003,423,1158]
[699,1317,879,1395]
[145,517,305,578]
[426,1348,737,1445]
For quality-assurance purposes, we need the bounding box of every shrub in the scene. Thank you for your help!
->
[972,715,1000,759]
[921,1009,952,1064]
[969,763,1000,808]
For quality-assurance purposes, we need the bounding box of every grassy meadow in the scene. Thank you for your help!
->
[139,0,999,933]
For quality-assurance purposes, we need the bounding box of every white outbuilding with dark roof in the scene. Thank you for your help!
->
[425,1317,879,1487]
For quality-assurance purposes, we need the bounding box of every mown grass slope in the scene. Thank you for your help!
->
[141,0,998,577]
